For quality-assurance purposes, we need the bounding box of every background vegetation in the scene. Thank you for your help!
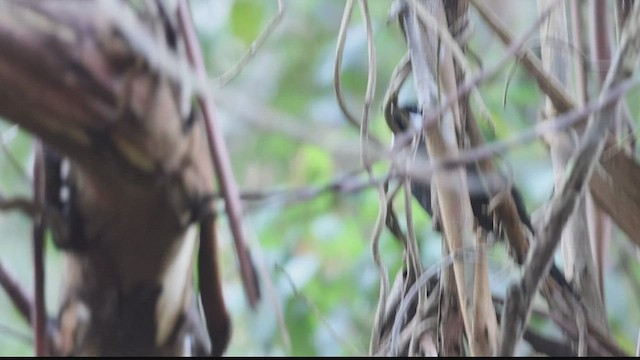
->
[1,0,639,356]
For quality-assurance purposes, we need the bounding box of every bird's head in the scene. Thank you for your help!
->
[385,102,422,134]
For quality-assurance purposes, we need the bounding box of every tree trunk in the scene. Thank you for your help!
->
[0,0,228,355]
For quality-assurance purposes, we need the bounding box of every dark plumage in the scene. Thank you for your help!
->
[408,162,534,234]
[387,104,533,234]
[386,104,572,291]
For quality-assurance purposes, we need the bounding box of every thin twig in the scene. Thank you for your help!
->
[384,180,408,246]
[472,0,574,113]
[0,260,33,325]
[0,193,68,252]
[546,310,625,356]
[359,0,390,353]
[273,170,388,208]
[252,244,291,353]
[569,0,588,105]
[359,0,377,172]
[389,0,561,157]
[0,195,41,218]
[333,1,386,150]
[369,182,391,355]
[215,0,285,87]
[402,177,420,278]
[575,301,588,356]
[0,125,30,182]
[275,263,366,355]
[390,246,486,356]
[334,0,360,130]
[217,76,628,194]
[399,74,640,176]
[409,0,560,131]
[382,51,412,129]
[495,296,623,356]
[381,75,635,209]
[407,0,493,123]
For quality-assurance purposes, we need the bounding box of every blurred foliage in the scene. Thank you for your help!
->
[0,0,639,356]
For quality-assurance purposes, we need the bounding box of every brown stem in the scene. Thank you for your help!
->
[177,1,260,307]
[471,0,574,113]
[32,142,47,356]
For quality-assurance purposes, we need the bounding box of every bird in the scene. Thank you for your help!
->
[386,103,534,234]
[385,103,573,291]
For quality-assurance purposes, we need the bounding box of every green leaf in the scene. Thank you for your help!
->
[296,145,334,184]
[230,0,265,45]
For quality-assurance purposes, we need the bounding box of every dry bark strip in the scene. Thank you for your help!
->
[535,0,607,333]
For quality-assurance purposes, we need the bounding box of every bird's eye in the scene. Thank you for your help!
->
[386,104,422,134]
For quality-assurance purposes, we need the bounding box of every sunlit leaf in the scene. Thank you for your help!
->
[230,0,265,45]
